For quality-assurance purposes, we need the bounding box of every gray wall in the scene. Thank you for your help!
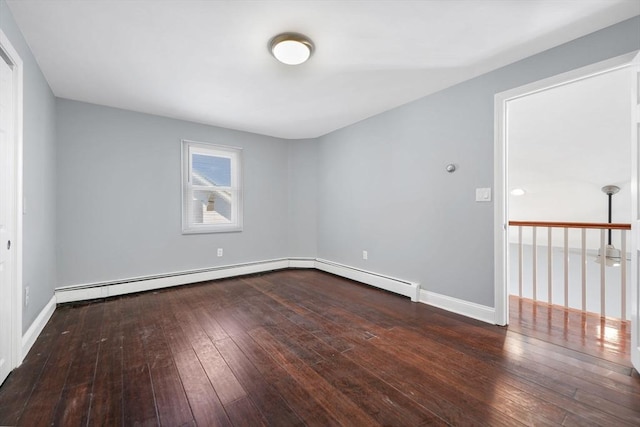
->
[287,139,317,257]
[0,0,57,334]
[4,0,639,329]
[56,100,292,286]
[315,16,640,307]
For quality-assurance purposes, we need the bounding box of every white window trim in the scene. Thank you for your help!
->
[181,139,243,234]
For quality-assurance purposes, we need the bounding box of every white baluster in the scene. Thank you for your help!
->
[518,226,523,298]
[600,229,606,317]
[532,226,537,301]
[581,229,586,312]
[548,227,553,305]
[564,228,569,308]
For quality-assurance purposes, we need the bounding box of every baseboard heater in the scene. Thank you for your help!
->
[55,257,420,304]
[314,258,420,302]
[55,258,291,303]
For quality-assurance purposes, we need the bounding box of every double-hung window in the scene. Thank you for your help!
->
[182,140,243,233]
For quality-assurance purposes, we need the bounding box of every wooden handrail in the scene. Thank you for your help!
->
[508,220,631,230]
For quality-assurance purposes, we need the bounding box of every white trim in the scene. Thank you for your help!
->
[21,295,55,358]
[0,29,24,369]
[314,258,420,302]
[419,289,496,324]
[56,258,291,303]
[288,257,316,268]
[181,139,243,234]
[494,87,508,326]
[55,257,421,304]
[495,52,638,103]
[630,52,640,372]
[493,51,640,328]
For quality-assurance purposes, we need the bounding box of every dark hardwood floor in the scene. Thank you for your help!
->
[508,295,633,369]
[0,269,638,426]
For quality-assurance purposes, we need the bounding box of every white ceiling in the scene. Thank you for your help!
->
[6,0,640,139]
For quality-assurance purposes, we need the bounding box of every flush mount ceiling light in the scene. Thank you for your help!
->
[269,32,314,65]
[510,188,526,196]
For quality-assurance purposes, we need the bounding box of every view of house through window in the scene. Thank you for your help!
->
[182,140,242,233]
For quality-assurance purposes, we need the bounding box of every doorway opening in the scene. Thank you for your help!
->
[494,51,639,371]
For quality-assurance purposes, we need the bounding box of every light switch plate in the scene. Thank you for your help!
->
[475,188,492,202]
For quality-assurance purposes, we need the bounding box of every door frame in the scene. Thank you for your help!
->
[629,52,639,370]
[0,28,23,373]
[494,51,639,327]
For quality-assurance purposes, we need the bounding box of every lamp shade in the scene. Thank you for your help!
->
[595,244,622,267]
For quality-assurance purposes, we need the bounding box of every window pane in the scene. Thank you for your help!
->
[190,189,233,225]
[192,154,231,186]
[182,140,242,233]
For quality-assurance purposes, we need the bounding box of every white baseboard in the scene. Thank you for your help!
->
[21,295,56,360]
[55,257,421,304]
[314,258,420,302]
[54,257,496,326]
[288,258,316,268]
[55,258,292,304]
[419,289,495,324]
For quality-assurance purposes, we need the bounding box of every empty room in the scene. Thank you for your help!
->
[1,0,640,425]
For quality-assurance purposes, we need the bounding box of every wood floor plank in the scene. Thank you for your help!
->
[223,396,268,427]
[342,335,525,426]
[215,336,304,426]
[172,303,249,409]
[87,297,125,426]
[1,269,638,426]
[87,333,124,426]
[251,324,447,426]
[51,382,94,426]
[173,349,233,427]
[247,326,382,426]
[376,325,637,426]
[51,301,106,425]
[372,329,579,426]
[227,331,343,427]
[16,305,89,426]
[195,306,230,342]
[510,296,632,366]
[0,307,70,425]
[503,330,636,385]
[144,293,195,426]
[121,295,159,427]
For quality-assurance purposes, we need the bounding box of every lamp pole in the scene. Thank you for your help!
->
[602,185,620,245]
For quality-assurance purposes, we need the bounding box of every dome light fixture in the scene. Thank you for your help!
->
[269,32,314,65]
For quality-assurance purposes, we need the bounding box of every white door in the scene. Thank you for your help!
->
[0,53,15,385]
[630,52,640,372]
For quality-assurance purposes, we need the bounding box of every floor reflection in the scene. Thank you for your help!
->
[509,295,631,367]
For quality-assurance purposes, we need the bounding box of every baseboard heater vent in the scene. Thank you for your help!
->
[55,257,420,304]
[314,258,420,302]
[55,258,291,303]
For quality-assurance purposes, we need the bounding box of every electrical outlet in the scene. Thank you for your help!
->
[217,248,223,257]
[25,286,29,307]
[362,250,368,260]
